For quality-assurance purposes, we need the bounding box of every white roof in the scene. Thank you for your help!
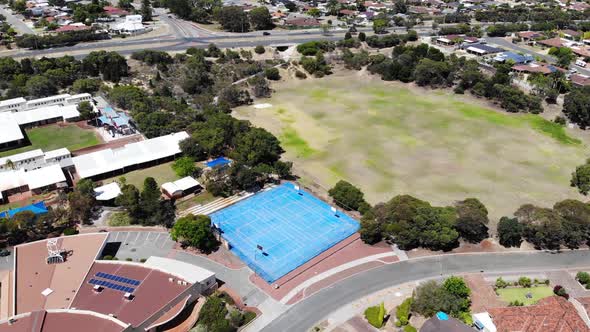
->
[0,164,65,191]
[0,113,24,144]
[26,94,71,105]
[437,37,452,43]
[0,149,44,166]
[73,131,189,179]
[0,97,26,107]
[144,256,215,284]
[473,312,497,332]
[24,164,66,190]
[94,182,121,201]
[467,46,487,54]
[162,176,200,194]
[44,148,71,160]
[12,105,80,125]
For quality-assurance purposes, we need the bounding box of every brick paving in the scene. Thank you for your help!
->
[464,274,505,312]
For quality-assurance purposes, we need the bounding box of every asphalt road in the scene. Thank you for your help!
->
[489,36,590,76]
[0,6,35,35]
[261,250,590,332]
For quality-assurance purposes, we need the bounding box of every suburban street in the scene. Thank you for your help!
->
[261,250,590,331]
[0,5,35,34]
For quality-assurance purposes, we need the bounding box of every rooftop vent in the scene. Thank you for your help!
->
[93,285,102,292]
[124,293,134,301]
[168,277,174,283]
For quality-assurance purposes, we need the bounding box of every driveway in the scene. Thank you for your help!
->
[261,250,590,332]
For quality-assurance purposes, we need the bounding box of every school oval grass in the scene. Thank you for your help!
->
[234,72,589,220]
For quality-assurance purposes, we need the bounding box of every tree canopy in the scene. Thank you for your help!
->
[171,214,218,252]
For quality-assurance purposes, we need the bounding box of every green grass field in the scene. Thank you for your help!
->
[102,161,179,188]
[234,73,589,220]
[497,286,554,305]
[0,124,101,157]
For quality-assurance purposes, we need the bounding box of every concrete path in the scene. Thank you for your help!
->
[571,298,590,328]
[280,252,397,304]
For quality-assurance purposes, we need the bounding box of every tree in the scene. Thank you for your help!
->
[68,179,96,224]
[11,0,26,13]
[118,0,133,9]
[26,75,57,97]
[454,198,489,243]
[171,214,218,252]
[249,6,273,30]
[115,184,142,222]
[443,276,471,299]
[518,276,532,288]
[373,18,388,34]
[232,128,284,166]
[548,47,575,67]
[571,160,590,195]
[72,78,101,93]
[577,271,590,285]
[179,137,207,161]
[358,32,366,41]
[307,8,321,18]
[411,279,469,318]
[563,87,590,129]
[254,45,265,54]
[217,6,249,32]
[328,180,369,212]
[77,101,94,121]
[141,0,153,21]
[497,216,522,247]
[172,156,198,177]
[141,177,160,213]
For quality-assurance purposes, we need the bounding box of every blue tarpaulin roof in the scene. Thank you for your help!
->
[206,157,232,168]
[0,201,48,218]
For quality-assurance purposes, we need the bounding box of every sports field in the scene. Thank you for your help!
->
[210,183,359,283]
[234,72,589,220]
[0,124,101,157]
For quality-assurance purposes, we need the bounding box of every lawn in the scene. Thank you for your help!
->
[497,286,554,305]
[102,161,179,188]
[233,72,589,221]
[0,124,101,157]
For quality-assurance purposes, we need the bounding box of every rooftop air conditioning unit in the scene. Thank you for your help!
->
[168,277,174,282]
[124,292,134,301]
[177,280,182,285]
[182,281,187,286]
[93,285,102,292]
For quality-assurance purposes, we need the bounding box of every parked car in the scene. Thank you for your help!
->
[262,31,271,36]
[0,249,11,257]
[575,59,587,67]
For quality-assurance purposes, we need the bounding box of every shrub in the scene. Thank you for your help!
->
[295,70,307,79]
[404,325,418,332]
[518,277,532,288]
[358,32,366,41]
[102,255,113,260]
[63,228,78,236]
[254,45,265,54]
[553,285,569,299]
[495,277,508,289]
[264,67,281,80]
[229,310,244,327]
[364,302,385,328]
[140,258,147,263]
[108,212,132,226]
[396,298,412,325]
[243,311,256,325]
[125,258,133,261]
[577,271,590,285]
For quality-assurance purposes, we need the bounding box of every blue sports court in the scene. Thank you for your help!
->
[210,183,360,283]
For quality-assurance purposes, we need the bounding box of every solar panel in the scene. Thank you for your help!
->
[95,272,141,286]
[88,278,136,293]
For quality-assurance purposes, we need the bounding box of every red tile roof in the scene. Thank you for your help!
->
[488,296,590,332]
[54,25,91,33]
[538,37,564,48]
[519,31,543,39]
[571,74,590,87]
[103,6,129,16]
[70,262,192,327]
[285,17,320,27]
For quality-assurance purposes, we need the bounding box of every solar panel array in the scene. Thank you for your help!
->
[95,272,141,286]
[89,278,135,293]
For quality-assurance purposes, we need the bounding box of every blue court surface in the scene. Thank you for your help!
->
[210,183,360,283]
